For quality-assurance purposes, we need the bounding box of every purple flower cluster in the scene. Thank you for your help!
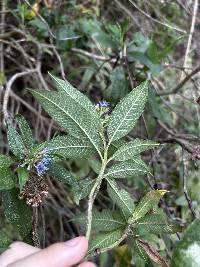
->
[95,100,110,117]
[35,148,51,177]
[96,100,110,108]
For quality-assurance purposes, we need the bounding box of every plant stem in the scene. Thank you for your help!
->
[86,164,106,240]
[32,206,41,248]
[86,127,108,240]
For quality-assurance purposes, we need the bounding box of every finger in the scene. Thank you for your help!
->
[77,262,96,267]
[8,236,88,267]
[0,241,40,267]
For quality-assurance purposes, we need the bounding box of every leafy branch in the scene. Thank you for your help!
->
[1,74,181,266]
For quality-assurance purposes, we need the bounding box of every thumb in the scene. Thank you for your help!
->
[9,237,89,267]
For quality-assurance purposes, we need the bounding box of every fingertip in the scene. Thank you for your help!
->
[77,262,96,267]
[0,241,40,267]
[41,236,89,266]
[64,236,88,249]
[5,237,90,267]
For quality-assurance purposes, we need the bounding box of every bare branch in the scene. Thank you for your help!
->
[156,65,200,96]
[128,0,186,33]
[180,0,198,80]
[2,69,37,120]
[71,48,113,62]
[181,149,196,219]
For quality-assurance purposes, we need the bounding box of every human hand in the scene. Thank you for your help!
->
[0,236,96,267]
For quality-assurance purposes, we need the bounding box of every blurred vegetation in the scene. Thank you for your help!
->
[1,0,200,266]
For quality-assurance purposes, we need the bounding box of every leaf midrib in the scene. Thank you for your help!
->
[115,142,159,157]
[94,217,125,227]
[107,179,133,215]
[133,199,153,221]
[50,74,98,119]
[105,167,146,176]
[88,230,120,253]
[48,145,91,151]
[109,85,145,143]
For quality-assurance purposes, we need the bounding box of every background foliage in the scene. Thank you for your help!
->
[1,0,200,266]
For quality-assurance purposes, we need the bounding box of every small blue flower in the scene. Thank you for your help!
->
[42,158,50,164]
[97,100,110,107]
[35,147,51,177]
[95,100,110,117]
[42,148,49,155]
[36,161,48,177]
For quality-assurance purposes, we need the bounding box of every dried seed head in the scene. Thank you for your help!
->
[19,174,48,207]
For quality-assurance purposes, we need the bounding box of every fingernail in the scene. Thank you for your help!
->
[64,237,80,247]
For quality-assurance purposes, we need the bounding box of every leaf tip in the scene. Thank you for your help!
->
[156,189,169,197]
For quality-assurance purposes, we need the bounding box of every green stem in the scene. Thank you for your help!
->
[86,162,106,240]
[86,124,108,240]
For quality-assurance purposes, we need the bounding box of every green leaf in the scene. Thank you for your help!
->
[1,189,32,237]
[128,51,162,75]
[48,162,78,186]
[147,41,159,62]
[0,167,15,190]
[108,138,127,158]
[7,125,25,159]
[127,34,162,75]
[49,74,100,121]
[75,209,126,232]
[79,19,119,50]
[131,190,167,223]
[131,157,150,171]
[45,135,94,158]
[88,229,124,257]
[134,209,180,235]
[29,17,49,36]
[88,159,101,174]
[92,210,126,231]
[30,90,103,158]
[112,139,159,161]
[104,66,129,104]
[171,218,200,267]
[128,32,150,54]
[107,178,135,220]
[72,177,95,205]
[0,154,14,167]
[114,244,132,267]
[107,81,148,144]
[16,114,34,149]
[136,238,169,267]
[17,167,29,191]
[105,160,149,179]
[147,87,173,127]
[57,25,76,40]
[0,230,11,253]
[130,238,148,264]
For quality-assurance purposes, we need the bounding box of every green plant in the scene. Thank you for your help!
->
[0,74,181,265]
